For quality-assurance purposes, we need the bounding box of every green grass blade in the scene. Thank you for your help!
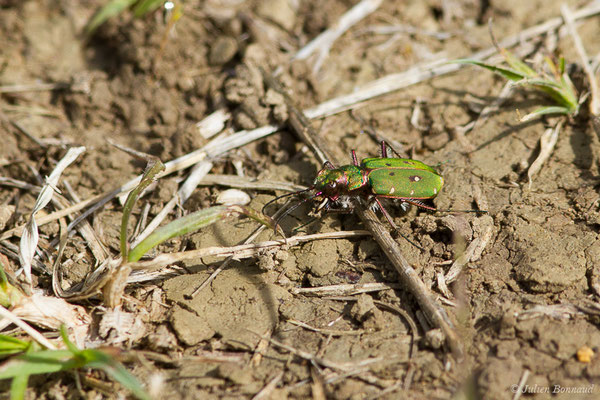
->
[120,160,165,260]
[558,57,566,75]
[520,106,571,121]
[10,372,28,400]
[0,350,81,378]
[87,353,151,400]
[502,50,538,78]
[0,257,24,308]
[0,332,150,400]
[59,325,80,356]
[452,59,526,82]
[127,205,229,262]
[532,85,578,111]
[127,205,276,262]
[85,0,138,34]
[132,0,164,17]
[512,78,578,112]
[0,335,32,358]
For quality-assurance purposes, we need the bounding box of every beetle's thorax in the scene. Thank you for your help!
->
[313,164,368,201]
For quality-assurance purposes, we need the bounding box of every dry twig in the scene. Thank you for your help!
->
[561,4,600,115]
[263,72,466,360]
[127,230,369,272]
[294,0,383,73]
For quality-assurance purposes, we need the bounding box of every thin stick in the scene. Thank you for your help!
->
[264,74,466,360]
[290,282,400,296]
[0,305,57,350]
[127,230,370,271]
[249,331,383,372]
[11,121,48,148]
[288,319,365,336]
[0,82,71,93]
[252,371,284,400]
[561,4,600,115]
[197,174,306,192]
[294,0,383,73]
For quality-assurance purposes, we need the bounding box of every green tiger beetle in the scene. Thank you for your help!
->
[265,141,486,247]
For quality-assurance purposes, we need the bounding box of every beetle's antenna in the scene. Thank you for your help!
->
[274,192,322,230]
[438,208,488,214]
[406,199,488,214]
[373,198,425,251]
[262,187,313,214]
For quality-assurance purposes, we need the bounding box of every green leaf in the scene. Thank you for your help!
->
[502,50,537,78]
[128,205,276,262]
[121,160,165,260]
[87,353,151,400]
[452,59,526,82]
[0,350,82,378]
[10,372,28,400]
[59,325,81,357]
[85,0,138,34]
[127,205,229,262]
[132,0,164,17]
[0,335,32,358]
[520,106,571,121]
[0,328,151,400]
[0,257,24,308]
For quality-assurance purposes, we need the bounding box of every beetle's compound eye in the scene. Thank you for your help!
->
[328,182,337,190]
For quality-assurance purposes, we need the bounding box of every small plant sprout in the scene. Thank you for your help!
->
[0,326,150,400]
[86,0,181,35]
[455,35,587,187]
[120,160,276,263]
[455,50,582,121]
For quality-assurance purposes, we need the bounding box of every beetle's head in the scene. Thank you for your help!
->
[313,168,347,201]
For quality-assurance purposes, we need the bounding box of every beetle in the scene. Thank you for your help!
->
[264,141,483,245]
[308,142,443,231]
[266,142,440,223]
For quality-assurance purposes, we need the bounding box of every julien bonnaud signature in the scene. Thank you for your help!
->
[511,383,595,394]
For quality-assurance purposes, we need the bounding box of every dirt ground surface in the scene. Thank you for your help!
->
[1,0,600,399]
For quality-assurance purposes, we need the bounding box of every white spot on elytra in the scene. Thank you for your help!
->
[434,188,437,194]
[410,190,414,195]
[414,176,421,181]
[390,187,395,194]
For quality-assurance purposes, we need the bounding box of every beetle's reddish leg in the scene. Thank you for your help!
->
[374,197,424,250]
[380,141,388,158]
[351,150,359,166]
[374,196,439,212]
[323,161,335,170]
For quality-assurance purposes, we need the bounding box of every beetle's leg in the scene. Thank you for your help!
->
[374,197,424,250]
[376,196,439,212]
[351,150,359,166]
[405,198,437,211]
[401,198,487,214]
[380,141,388,158]
[323,161,336,170]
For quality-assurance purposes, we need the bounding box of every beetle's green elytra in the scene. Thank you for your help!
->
[361,158,444,199]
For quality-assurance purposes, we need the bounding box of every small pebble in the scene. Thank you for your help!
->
[209,36,238,65]
[216,189,250,205]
